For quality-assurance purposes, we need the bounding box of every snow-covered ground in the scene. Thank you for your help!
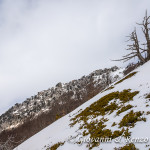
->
[14,62,150,150]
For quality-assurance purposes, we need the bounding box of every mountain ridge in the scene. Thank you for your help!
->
[14,61,150,150]
[0,66,124,148]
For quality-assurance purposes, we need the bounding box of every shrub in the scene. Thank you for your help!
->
[119,90,139,103]
[115,143,139,150]
[55,114,61,120]
[115,72,137,85]
[47,142,64,150]
[112,122,117,127]
[119,110,146,127]
[116,105,133,115]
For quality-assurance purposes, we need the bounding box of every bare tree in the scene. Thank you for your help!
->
[114,29,146,64]
[137,10,150,60]
[113,11,150,63]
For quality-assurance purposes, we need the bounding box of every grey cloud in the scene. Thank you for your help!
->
[0,0,150,114]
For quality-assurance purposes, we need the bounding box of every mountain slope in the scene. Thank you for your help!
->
[0,66,124,148]
[14,61,150,150]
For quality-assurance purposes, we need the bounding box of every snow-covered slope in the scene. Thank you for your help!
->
[14,62,150,150]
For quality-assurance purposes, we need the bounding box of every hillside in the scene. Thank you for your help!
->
[14,61,150,150]
[0,66,124,148]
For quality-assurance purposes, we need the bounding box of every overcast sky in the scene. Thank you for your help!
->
[0,0,150,115]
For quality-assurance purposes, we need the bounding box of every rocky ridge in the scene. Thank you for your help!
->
[0,66,123,132]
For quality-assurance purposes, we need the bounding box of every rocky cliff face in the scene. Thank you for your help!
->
[0,66,123,132]
[0,66,124,148]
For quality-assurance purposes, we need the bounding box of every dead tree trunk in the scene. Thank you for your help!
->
[137,10,150,60]
[113,29,146,64]
[133,30,146,63]
[113,10,150,63]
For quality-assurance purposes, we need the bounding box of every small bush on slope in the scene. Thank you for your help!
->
[119,90,139,103]
[47,142,64,150]
[112,122,117,127]
[116,105,133,115]
[119,110,146,128]
[114,143,139,150]
[115,72,137,85]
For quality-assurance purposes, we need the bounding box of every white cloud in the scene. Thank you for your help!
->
[0,0,150,114]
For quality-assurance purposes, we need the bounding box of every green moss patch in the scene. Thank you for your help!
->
[119,110,146,128]
[115,72,137,85]
[47,142,64,150]
[79,119,130,149]
[112,122,117,127]
[55,114,62,120]
[116,105,133,115]
[118,90,139,103]
[69,89,140,149]
[114,143,139,150]
[70,91,120,127]
[70,89,139,127]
